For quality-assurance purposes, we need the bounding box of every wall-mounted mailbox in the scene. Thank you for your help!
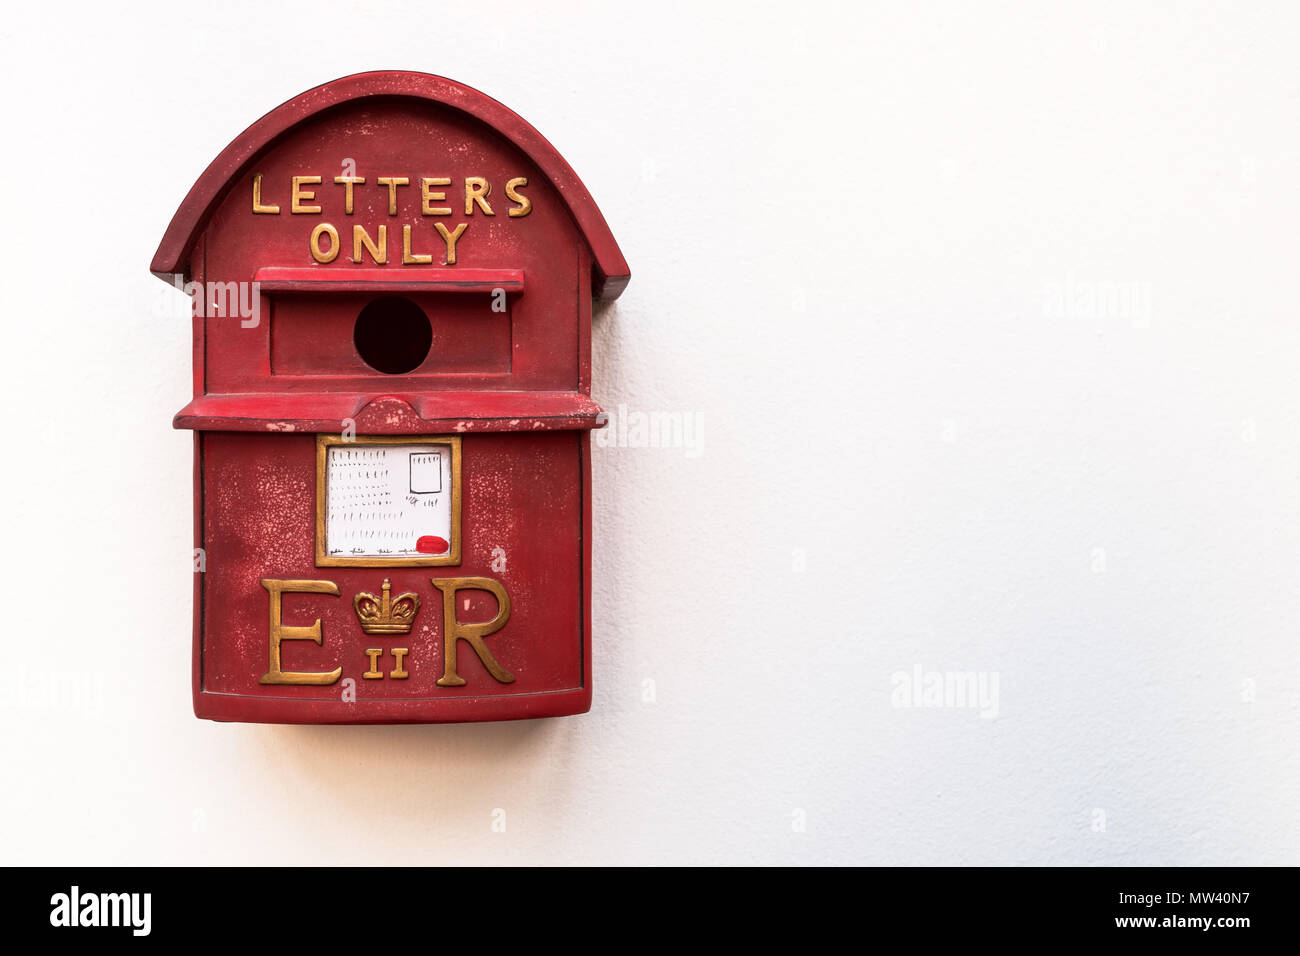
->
[152,71,629,723]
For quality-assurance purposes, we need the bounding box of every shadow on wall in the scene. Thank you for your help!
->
[249,716,583,847]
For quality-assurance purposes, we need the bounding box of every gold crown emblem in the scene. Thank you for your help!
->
[353,579,421,635]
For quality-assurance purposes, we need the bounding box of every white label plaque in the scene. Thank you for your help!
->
[320,440,458,563]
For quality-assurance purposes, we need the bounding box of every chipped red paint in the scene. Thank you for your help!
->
[155,72,627,724]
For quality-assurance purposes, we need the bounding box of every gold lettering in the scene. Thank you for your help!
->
[351,224,388,264]
[363,648,384,679]
[433,222,468,265]
[421,177,453,216]
[376,176,410,215]
[333,175,365,214]
[310,223,340,263]
[432,577,513,686]
[291,175,322,214]
[252,173,280,214]
[390,648,409,680]
[259,579,342,685]
[464,177,494,215]
[505,177,531,218]
[402,224,432,264]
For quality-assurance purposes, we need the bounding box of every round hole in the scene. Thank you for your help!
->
[353,297,432,374]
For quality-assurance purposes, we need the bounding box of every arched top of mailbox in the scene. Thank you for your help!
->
[150,71,630,300]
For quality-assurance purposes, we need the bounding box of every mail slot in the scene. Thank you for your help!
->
[151,71,630,723]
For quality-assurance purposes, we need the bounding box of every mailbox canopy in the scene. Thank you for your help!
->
[153,71,628,434]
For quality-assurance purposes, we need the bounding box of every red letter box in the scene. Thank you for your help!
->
[151,72,629,723]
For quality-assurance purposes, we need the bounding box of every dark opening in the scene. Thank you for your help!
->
[353,297,433,374]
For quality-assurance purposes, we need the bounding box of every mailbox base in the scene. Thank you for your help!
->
[193,687,592,724]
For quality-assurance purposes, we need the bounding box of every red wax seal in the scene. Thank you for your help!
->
[416,535,449,554]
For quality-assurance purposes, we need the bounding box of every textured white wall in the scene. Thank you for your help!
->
[1,1,1297,865]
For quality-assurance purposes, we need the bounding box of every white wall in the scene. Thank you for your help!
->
[1,1,1297,865]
